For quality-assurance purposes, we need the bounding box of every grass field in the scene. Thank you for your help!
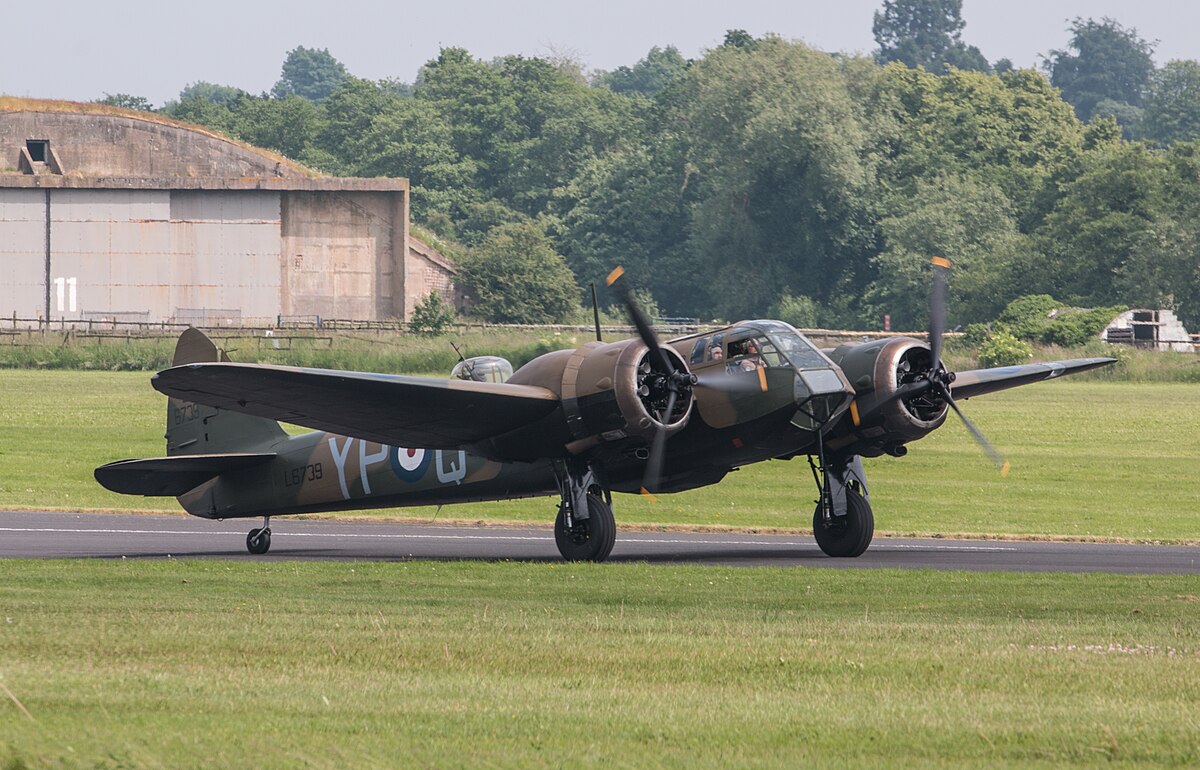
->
[1,371,1197,542]
[0,560,1197,769]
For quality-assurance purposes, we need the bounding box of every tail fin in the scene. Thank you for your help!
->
[166,328,287,455]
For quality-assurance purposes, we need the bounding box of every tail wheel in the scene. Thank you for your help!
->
[555,495,616,563]
[246,527,272,555]
[813,486,873,557]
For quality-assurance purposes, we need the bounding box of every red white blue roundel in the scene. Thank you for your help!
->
[390,446,430,482]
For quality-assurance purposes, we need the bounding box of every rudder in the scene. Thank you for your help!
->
[166,328,287,455]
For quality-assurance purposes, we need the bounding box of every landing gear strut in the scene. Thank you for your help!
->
[246,517,272,555]
[810,451,874,557]
[553,460,616,562]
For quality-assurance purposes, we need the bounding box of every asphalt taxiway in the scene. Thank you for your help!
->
[1,510,1197,573]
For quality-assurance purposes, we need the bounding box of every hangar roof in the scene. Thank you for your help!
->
[0,97,406,193]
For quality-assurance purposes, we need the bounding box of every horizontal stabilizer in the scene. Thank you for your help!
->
[95,453,276,497]
[151,362,560,449]
[951,357,1115,400]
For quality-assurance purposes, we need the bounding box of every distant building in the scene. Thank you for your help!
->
[0,98,457,326]
[1103,309,1194,352]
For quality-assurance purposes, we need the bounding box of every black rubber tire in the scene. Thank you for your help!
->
[813,487,873,557]
[246,527,272,555]
[554,495,616,562]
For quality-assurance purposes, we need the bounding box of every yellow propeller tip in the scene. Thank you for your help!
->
[930,256,952,269]
[1000,461,1011,478]
[849,400,861,427]
[757,367,768,392]
[639,487,658,502]
[605,266,625,286]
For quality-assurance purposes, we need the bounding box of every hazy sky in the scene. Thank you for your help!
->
[3,1,1194,106]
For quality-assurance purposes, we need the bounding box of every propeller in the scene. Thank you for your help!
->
[606,267,696,495]
[925,257,1010,477]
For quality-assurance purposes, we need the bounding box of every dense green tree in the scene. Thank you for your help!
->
[178,82,248,105]
[721,29,757,51]
[675,37,877,320]
[96,93,155,111]
[873,0,988,75]
[560,140,697,313]
[415,47,521,183]
[272,46,350,103]
[1141,60,1200,145]
[872,65,1087,222]
[600,46,688,97]
[351,97,479,220]
[457,222,581,323]
[230,95,324,161]
[865,174,1033,329]
[1045,18,1155,122]
[1030,142,1171,307]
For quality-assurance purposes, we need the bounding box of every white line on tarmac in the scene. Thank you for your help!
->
[0,526,1015,552]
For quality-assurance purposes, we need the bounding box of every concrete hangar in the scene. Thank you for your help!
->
[0,98,457,326]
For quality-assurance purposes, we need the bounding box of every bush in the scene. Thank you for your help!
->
[996,294,1060,340]
[978,331,1033,368]
[409,290,455,336]
[769,294,822,328]
[962,322,991,347]
[1042,305,1126,346]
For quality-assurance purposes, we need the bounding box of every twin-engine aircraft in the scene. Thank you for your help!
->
[96,263,1113,560]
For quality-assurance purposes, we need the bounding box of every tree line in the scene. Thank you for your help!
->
[97,1,1200,331]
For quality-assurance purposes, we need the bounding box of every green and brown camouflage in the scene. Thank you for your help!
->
[96,281,1115,561]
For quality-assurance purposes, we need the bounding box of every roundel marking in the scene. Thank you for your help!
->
[390,446,431,482]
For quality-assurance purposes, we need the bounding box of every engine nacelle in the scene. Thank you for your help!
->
[487,338,694,460]
[825,336,948,457]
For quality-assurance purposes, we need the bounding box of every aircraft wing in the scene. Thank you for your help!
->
[152,362,560,449]
[951,357,1115,400]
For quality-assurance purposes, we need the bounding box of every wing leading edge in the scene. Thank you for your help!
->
[950,357,1115,400]
[152,362,560,449]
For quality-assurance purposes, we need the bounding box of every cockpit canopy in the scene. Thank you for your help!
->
[451,356,513,383]
[682,320,850,431]
[686,320,832,372]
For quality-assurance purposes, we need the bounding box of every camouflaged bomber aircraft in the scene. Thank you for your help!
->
[96,263,1114,561]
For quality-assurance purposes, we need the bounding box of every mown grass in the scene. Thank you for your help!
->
[0,561,1198,768]
[2,370,1197,542]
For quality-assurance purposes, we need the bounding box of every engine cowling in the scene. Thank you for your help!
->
[563,338,693,452]
[487,338,694,460]
[825,337,948,457]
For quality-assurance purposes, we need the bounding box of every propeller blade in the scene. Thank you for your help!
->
[929,256,950,370]
[606,266,673,375]
[641,388,678,494]
[944,392,1010,476]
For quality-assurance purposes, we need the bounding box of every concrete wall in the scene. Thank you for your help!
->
[0,187,420,325]
[0,104,417,325]
[281,192,402,320]
[0,109,308,179]
[0,188,284,324]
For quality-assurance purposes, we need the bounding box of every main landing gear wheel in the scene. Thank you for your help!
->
[246,526,272,555]
[813,486,873,558]
[555,495,616,563]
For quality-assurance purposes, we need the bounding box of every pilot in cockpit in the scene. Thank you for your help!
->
[727,338,766,372]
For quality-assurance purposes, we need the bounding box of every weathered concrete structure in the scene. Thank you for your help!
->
[0,100,455,325]
[1103,308,1194,352]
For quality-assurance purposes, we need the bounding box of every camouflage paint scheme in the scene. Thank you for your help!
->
[97,322,1113,527]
